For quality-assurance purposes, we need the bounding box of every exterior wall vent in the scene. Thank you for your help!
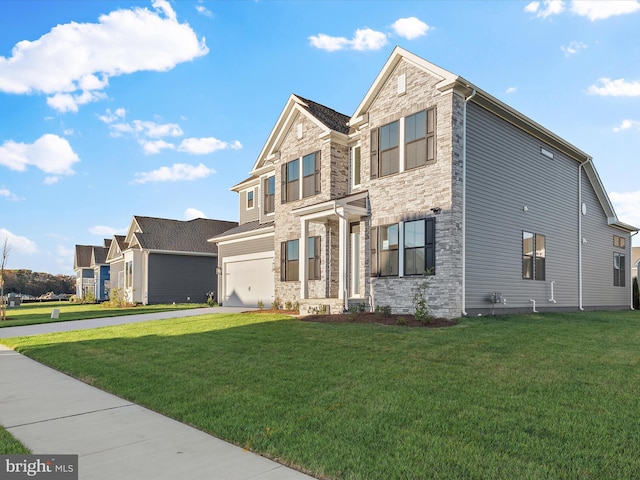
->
[540,147,554,159]
[397,74,406,96]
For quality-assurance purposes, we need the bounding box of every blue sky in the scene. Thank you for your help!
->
[1,0,639,275]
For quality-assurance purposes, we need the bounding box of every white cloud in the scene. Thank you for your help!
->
[196,5,213,17]
[44,176,59,185]
[108,119,183,138]
[610,191,640,228]
[571,0,640,20]
[133,163,215,184]
[0,188,19,201]
[0,1,208,112]
[309,28,387,52]
[561,41,587,56]
[184,208,206,220]
[613,119,640,132]
[587,78,640,96]
[0,228,38,254]
[89,225,127,236]
[141,139,176,155]
[98,108,126,124]
[392,17,430,40]
[178,137,242,155]
[525,0,566,18]
[506,86,517,94]
[0,134,80,175]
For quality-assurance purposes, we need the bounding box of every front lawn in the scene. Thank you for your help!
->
[0,426,30,454]
[0,301,206,328]
[2,311,639,479]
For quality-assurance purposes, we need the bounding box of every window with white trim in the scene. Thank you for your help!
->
[246,189,255,209]
[614,253,626,287]
[263,176,275,214]
[522,232,545,281]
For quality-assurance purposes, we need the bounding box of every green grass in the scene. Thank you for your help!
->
[0,301,207,328]
[0,426,30,454]
[2,311,640,479]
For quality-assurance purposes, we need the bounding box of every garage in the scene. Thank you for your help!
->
[223,255,274,307]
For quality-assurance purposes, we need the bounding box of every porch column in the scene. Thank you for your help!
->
[300,218,308,300]
[338,210,349,303]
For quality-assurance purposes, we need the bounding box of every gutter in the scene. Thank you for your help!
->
[461,88,476,316]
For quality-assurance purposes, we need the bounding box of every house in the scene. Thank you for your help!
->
[73,239,111,301]
[106,216,237,305]
[212,47,637,317]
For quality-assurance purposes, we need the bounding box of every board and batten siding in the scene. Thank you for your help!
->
[580,167,631,308]
[147,253,217,304]
[465,102,581,313]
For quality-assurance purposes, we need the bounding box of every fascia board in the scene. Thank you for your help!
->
[124,217,140,245]
[210,225,275,244]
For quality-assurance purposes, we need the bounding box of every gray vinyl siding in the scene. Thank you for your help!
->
[239,187,260,225]
[218,235,274,259]
[580,168,631,307]
[465,103,581,313]
[147,253,217,304]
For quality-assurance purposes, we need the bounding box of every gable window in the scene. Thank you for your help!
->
[263,176,275,214]
[246,189,254,209]
[404,218,436,276]
[307,236,321,280]
[281,240,299,281]
[405,108,436,170]
[522,232,545,281]
[614,253,626,287]
[302,152,321,198]
[379,224,399,276]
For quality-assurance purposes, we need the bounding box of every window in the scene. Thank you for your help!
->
[281,240,299,281]
[263,176,275,214]
[614,253,626,287]
[281,237,320,281]
[404,218,436,275]
[614,235,626,249]
[282,159,299,203]
[379,121,399,177]
[302,152,321,198]
[522,232,546,281]
[246,189,254,209]
[125,260,133,288]
[379,224,399,276]
[308,236,321,280]
[351,146,361,186]
[405,108,435,170]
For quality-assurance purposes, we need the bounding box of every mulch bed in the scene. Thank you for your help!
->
[250,309,457,328]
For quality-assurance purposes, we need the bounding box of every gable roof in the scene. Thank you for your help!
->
[74,245,93,270]
[91,246,109,266]
[351,46,637,233]
[106,235,127,262]
[209,220,275,243]
[124,216,238,255]
[250,94,350,174]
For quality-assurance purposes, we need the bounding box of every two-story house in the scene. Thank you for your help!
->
[106,216,237,305]
[212,47,637,318]
[73,239,111,301]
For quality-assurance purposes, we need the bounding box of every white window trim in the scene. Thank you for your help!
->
[245,187,256,210]
[351,144,362,189]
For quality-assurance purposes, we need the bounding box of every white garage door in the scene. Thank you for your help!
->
[224,256,274,307]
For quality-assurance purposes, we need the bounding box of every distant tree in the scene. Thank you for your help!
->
[1,238,10,321]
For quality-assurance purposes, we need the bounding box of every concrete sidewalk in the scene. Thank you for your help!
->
[0,309,316,480]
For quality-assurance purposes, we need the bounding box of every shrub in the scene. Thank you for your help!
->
[285,300,293,311]
[102,288,128,308]
[375,305,392,318]
[633,277,639,310]
[206,291,217,307]
[271,297,282,310]
[257,300,264,310]
[412,276,435,324]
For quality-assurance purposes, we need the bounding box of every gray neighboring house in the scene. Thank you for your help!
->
[107,216,237,305]
[212,47,638,317]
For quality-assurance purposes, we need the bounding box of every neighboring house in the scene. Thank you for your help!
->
[73,239,111,301]
[212,47,637,317]
[633,246,640,279]
[107,216,237,305]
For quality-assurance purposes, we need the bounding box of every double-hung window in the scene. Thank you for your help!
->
[246,189,254,209]
[263,176,275,214]
[282,159,299,203]
[281,237,321,282]
[614,253,626,287]
[522,232,546,281]
[302,152,321,198]
[404,218,436,276]
[405,108,436,170]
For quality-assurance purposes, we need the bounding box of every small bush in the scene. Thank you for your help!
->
[633,277,639,310]
[257,300,264,310]
[285,300,293,311]
[206,291,217,307]
[102,288,129,308]
[375,305,392,318]
[271,297,282,310]
[396,316,408,326]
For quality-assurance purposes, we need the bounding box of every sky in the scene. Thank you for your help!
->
[1,0,639,276]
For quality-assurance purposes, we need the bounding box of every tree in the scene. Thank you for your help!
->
[1,238,10,321]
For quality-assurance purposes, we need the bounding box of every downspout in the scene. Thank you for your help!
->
[578,158,592,311]
[461,88,476,316]
[631,231,638,310]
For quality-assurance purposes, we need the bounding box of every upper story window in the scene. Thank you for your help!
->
[351,146,361,187]
[302,152,321,198]
[614,235,626,249]
[246,189,255,209]
[263,176,275,214]
[522,232,545,281]
[370,107,436,179]
[614,253,626,287]
[281,152,321,203]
